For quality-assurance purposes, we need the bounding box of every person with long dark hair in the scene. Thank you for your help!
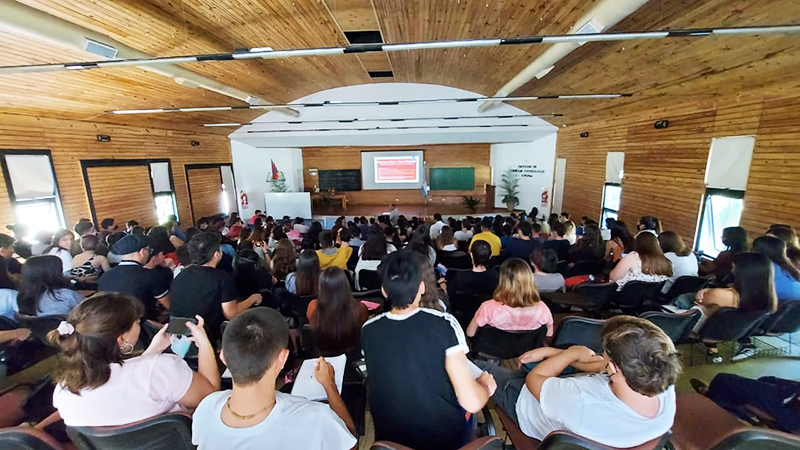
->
[271,239,297,283]
[753,235,800,304]
[46,229,75,274]
[605,221,634,263]
[306,267,368,357]
[355,232,395,290]
[700,226,749,281]
[610,232,672,291]
[569,224,605,265]
[658,231,699,293]
[302,222,323,250]
[18,255,83,316]
[637,216,662,236]
[408,225,436,265]
[287,250,320,296]
[768,225,800,269]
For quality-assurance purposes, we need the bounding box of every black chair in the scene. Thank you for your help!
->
[556,260,570,276]
[471,325,547,361]
[551,317,605,353]
[66,412,194,450]
[486,254,508,269]
[660,275,714,302]
[757,300,800,337]
[0,427,65,450]
[438,251,472,270]
[371,436,502,450]
[542,283,616,315]
[566,260,605,278]
[689,308,771,346]
[640,309,702,345]
[611,281,665,313]
[258,289,281,310]
[538,431,671,450]
[449,292,490,330]
[14,315,67,347]
[357,269,382,291]
[273,288,314,327]
[346,246,360,272]
[352,289,386,313]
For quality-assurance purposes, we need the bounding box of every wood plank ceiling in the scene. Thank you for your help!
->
[1,0,799,130]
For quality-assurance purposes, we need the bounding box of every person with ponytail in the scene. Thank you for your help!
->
[51,293,220,427]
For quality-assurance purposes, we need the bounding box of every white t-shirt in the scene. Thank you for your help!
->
[429,221,446,239]
[663,252,699,293]
[293,224,310,234]
[53,354,194,427]
[516,374,675,448]
[454,230,473,242]
[192,391,356,450]
[48,248,73,274]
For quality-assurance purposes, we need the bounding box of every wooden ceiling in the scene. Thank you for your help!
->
[1,0,799,130]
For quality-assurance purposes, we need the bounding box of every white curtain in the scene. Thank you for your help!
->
[5,154,56,200]
[150,162,172,193]
[705,136,755,190]
[605,152,625,184]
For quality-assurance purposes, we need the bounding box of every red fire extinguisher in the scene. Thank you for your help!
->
[541,189,549,207]
[240,191,249,209]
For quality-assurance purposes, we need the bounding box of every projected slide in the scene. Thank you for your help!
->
[374,156,420,183]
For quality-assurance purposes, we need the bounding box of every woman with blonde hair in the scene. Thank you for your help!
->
[466,258,553,338]
[658,230,698,293]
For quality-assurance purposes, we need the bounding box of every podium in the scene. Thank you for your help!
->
[485,184,496,210]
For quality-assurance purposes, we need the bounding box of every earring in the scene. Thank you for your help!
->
[119,341,134,355]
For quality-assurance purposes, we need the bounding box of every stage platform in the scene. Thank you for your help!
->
[310,204,520,227]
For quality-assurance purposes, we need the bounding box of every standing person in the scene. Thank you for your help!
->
[502,222,541,259]
[18,256,84,317]
[361,251,496,450]
[658,231,699,293]
[191,308,356,450]
[610,232,672,291]
[46,229,75,274]
[389,204,400,226]
[470,217,502,256]
[170,233,262,344]
[429,213,446,240]
[316,231,351,270]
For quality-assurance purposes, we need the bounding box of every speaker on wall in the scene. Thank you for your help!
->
[580,131,589,138]
[654,120,669,129]
[191,140,200,146]
[96,134,111,142]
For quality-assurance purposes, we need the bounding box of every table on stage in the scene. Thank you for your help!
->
[312,193,348,210]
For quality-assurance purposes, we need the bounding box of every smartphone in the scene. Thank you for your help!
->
[166,317,198,336]
[436,263,448,276]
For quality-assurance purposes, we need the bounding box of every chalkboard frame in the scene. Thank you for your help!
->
[318,169,362,192]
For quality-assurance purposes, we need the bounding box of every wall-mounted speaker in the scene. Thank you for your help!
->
[654,120,669,129]
[580,131,589,138]
[191,140,200,146]
[96,134,111,142]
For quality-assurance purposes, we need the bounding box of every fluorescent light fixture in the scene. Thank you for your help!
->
[250,46,274,52]
[384,38,500,51]
[111,108,166,115]
[177,106,232,112]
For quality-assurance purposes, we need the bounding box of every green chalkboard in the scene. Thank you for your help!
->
[429,167,475,191]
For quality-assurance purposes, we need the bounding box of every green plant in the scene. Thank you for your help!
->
[269,172,289,193]
[461,195,481,213]
[499,169,520,207]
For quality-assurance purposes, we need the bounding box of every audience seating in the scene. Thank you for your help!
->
[685,308,770,362]
[550,317,604,353]
[671,392,800,450]
[756,300,800,338]
[541,283,616,316]
[610,281,665,314]
[357,269,382,291]
[450,292,492,330]
[273,288,314,327]
[371,436,502,450]
[640,310,702,345]
[487,255,508,269]
[66,412,194,450]
[567,260,605,278]
[352,289,386,313]
[659,276,714,303]
[471,325,547,362]
[14,315,67,348]
[258,289,281,310]
[438,251,472,270]
[556,261,570,277]
[0,427,65,450]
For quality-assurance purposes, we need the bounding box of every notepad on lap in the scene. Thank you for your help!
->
[290,354,347,401]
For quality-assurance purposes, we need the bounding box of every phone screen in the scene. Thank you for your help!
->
[166,317,198,336]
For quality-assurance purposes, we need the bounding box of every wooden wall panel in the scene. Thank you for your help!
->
[0,113,231,231]
[557,95,800,247]
[86,166,157,227]
[302,144,490,206]
[187,168,223,223]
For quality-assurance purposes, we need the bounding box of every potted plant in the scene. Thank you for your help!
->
[461,195,481,213]
[499,169,520,211]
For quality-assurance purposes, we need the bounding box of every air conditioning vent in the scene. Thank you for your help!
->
[368,70,393,78]
[84,39,118,59]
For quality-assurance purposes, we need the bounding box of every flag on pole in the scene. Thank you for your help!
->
[271,159,280,180]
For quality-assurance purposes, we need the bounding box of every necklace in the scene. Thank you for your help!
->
[225,397,273,420]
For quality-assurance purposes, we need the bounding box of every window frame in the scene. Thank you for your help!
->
[0,149,67,231]
[694,187,745,259]
[600,182,621,225]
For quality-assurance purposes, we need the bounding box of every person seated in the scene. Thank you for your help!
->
[753,235,800,304]
[429,213,446,239]
[562,220,578,246]
[69,234,111,281]
[0,259,18,321]
[699,226,749,281]
[99,235,171,322]
[355,232,394,291]
[768,225,800,269]
[530,249,565,293]
[0,233,22,275]
[691,374,800,433]
[191,308,356,449]
[609,232,672,291]
[435,226,458,251]
[542,222,570,262]
[658,231,699,293]
[636,216,662,237]
[466,258,553,338]
[316,230,351,270]
[567,223,605,268]
[233,248,273,301]
[605,221,634,263]
[293,217,310,235]
[501,222,541,260]
[383,225,402,250]
[446,241,500,299]
[46,229,75,275]
[51,293,220,426]
[286,250,321,296]
[270,239,297,285]
[416,254,449,312]
[17,256,83,317]
[306,267,369,357]
[346,224,363,248]
[470,217,502,256]
[453,219,473,243]
[477,316,679,448]
[362,251,496,450]
[171,232,262,344]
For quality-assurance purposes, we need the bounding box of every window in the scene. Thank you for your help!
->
[601,183,621,225]
[150,162,177,224]
[154,193,178,225]
[1,152,65,240]
[695,189,744,258]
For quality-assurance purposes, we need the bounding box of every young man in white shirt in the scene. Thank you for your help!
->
[478,316,680,448]
[429,213,446,240]
[192,308,356,450]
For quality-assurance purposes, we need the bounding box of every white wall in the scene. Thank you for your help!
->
[490,133,557,215]
[230,141,303,217]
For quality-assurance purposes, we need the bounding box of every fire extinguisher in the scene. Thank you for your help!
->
[541,189,549,207]
[240,191,249,209]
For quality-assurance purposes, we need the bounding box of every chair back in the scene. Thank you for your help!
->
[449,292,490,329]
[258,289,281,310]
[438,251,472,270]
[697,308,770,343]
[472,325,547,360]
[573,283,617,311]
[15,314,67,347]
[551,317,605,353]
[346,246,360,272]
[710,428,800,450]
[357,269,382,291]
[663,275,714,301]
[273,288,314,327]
[615,281,665,310]
[567,260,606,277]
[539,431,671,450]
[371,436,502,450]
[352,289,386,313]
[0,427,64,450]
[759,300,800,335]
[66,412,193,450]
[640,309,702,344]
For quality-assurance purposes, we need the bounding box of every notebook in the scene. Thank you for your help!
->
[290,354,347,401]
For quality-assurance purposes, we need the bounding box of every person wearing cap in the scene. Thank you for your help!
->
[98,235,171,321]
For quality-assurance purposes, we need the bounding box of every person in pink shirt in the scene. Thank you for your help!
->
[466,258,554,338]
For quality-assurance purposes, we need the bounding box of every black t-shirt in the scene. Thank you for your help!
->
[543,239,571,261]
[448,269,499,298]
[361,308,470,450]
[5,257,22,275]
[170,265,237,343]
[98,261,170,320]
[501,238,542,260]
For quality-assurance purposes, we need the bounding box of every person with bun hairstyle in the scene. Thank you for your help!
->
[51,293,220,427]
